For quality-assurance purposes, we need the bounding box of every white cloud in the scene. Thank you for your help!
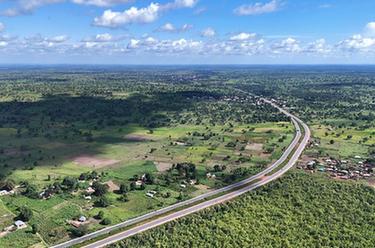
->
[157,22,192,32]
[94,3,161,27]
[201,27,216,37]
[2,0,63,16]
[230,32,256,41]
[46,35,69,43]
[234,0,280,16]
[71,0,132,7]
[162,0,198,10]
[1,0,135,16]
[272,37,301,54]
[0,23,5,32]
[159,23,176,32]
[127,39,140,49]
[94,0,198,28]
[0,41,8,48]
[305,39,331,54]
[338,34,375,52]
[365,22,375,36]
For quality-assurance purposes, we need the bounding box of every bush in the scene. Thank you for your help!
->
[95,210,105,220]
[100,218,112,225]
[18,206,33,221]
[95,196,111,207]
[71,225,88,237]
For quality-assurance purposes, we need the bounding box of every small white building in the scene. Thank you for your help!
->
[180,184,186,188]
[146,192,154,198]
[14,220,27,229]
[79,216,87,222]
[86,187,95,194]
[0,190,14,196]
[135,180,143,186]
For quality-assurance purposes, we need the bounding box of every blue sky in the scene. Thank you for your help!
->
[0,0,375,64]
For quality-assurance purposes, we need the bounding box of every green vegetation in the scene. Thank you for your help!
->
[112,171,375,248]
[0,67,293,247]
[0,66,373,247]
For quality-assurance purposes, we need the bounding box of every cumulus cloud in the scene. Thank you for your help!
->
[127,39,140,49]
[338,34,375,52]
[94,0,198,28]
[234,0,280,16]
[157,23,192,32]
[201,27,216,37]
[305,39,331,54]
[272,37,301,54]
[0,23,5,32]
[230,32,256,41]
[82,33,126,42]
[93,3,161,27]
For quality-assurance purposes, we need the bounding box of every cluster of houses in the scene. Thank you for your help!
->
[299,156,374,180]
[179,179,197,189]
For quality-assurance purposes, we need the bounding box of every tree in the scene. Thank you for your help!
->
[31,223,39,234]
[95,196,111,207]
[130,182,136,191]
[100,218,112,225]
[95,210,104,220]
[62,176,78,191]
[71,225,88,237]
[18,206,33,221]
[24,184,39,199]
[144,173,155,184]
[119,183,128,194]
[92,181,109,196]
[118,193,128,202]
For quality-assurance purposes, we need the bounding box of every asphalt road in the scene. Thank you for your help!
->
[52,98,310,248]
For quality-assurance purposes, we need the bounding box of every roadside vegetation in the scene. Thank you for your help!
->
[112,170,375,248]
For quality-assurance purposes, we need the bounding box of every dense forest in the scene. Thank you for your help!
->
[112,170,375,248]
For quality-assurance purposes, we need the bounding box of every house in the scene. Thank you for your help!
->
[146,192,154,198]
[189,179,196,185]
[79,216,87,222]
[135,180,143,186]
[0,190,11,196]
[86,187,95,194]
[180,184,186,188]
[354,155,361,159]
[84,195,92,200]
[14,220,27,229]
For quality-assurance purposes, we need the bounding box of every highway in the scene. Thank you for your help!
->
[52,97,310,248]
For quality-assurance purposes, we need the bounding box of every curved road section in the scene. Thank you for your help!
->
[52,98,311,248]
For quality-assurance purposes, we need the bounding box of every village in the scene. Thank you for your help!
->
[298,142,374,181]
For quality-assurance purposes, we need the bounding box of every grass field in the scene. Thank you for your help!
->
[0,121,293,247]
